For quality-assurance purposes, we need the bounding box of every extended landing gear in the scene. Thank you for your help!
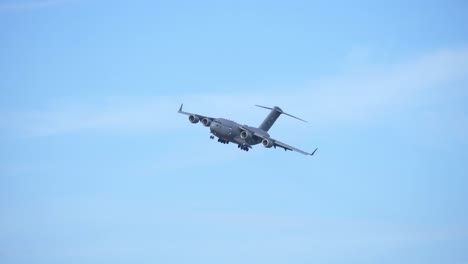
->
[238,144,249,152]
[210,135,214,139]
[217,138,229,144]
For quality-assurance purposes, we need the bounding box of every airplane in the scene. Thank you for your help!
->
[178,104,318,156]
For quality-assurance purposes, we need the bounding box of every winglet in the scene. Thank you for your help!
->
[178,103,183,113]
[310,148,318,156]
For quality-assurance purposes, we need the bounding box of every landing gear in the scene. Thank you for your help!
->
[210,135,214,139]
[217,138,229,144]
[238,144,249,152]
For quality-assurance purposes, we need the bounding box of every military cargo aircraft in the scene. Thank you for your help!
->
[178,104,317,156]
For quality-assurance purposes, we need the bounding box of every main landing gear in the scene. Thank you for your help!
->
[211,135,248,151]
[211,135,229,144]
[217,138,229,144]
[238,144,249,152]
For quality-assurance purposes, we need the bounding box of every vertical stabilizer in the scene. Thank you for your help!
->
[257,105,283,132]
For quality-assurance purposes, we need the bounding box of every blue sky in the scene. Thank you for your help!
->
[1,0,468,263]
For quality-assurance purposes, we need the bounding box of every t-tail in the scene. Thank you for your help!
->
[256,105,307,132]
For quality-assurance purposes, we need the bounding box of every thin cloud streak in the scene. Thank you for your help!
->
[2,47,468,139]
[3,196,466,260]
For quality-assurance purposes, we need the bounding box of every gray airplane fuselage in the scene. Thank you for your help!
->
[178,104,317,155]
[209,118,269,146]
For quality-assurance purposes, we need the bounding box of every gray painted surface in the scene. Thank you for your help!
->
[178,104,317,156]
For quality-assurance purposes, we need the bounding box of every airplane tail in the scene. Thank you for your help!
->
[256,105,307,131]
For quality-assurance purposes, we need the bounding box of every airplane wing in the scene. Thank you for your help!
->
[272,138,318,156]
[177,104,214,120]
[253,132,317,156]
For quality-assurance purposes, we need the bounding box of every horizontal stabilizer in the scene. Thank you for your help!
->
[255,105,274,111]
[255,104,307,124]
[283,112,307,123]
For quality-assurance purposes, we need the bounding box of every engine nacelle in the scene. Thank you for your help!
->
[201,118,212,127]
[240,130,252,140]
[262,138,274,148]
[189,115,199,124]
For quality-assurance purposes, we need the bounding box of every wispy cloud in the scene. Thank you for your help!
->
[2,97,179,136]
[2,47,468,142]
[2,196,466,261]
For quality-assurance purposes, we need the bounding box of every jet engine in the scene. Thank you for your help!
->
[189,115,199,124]
[201,118,211,127]
[240,130,252,140]
[262,138,274,148]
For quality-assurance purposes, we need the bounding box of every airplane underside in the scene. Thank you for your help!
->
[210,133,252,151]
[178,103,317,156]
